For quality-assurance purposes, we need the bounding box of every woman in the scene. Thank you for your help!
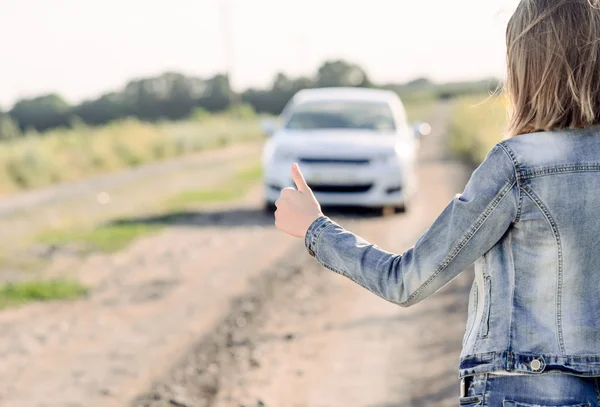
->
[275,0,600,405]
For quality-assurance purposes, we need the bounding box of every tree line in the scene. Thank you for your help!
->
[0,59,500,138]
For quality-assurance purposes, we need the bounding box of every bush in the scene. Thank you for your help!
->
[0,115,263,195]
[0,115,22,140]
[226,103,257,120]
[448,94,508,165]
[191,107,210,121]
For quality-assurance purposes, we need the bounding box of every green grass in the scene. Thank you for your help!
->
[166,163,263,210]
[448,93,508,165]
[237,163,263,183]
[166,189,240,208]
[0,280,88,309]
[38,223,164,253]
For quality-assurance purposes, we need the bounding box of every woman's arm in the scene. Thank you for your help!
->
[276,143,519,307]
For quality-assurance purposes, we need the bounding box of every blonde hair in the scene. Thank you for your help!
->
[506,0,600,137]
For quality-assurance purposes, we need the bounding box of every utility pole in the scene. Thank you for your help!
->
[219,0,239,108]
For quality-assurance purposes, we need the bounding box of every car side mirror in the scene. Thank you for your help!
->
[411,122,432,138]
[261,119,279,137]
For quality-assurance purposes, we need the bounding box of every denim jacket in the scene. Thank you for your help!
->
[305,127,600,378]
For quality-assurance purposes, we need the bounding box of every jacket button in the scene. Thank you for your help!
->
[531,359,542,371]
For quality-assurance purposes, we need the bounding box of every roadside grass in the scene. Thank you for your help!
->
[0,114,263,196]
[37,223,164,253]
[166,189,239,207]
[448,93,508,165]
[36,162,263,253]
[0,280,88,310]
[404,97,437,123]
[165,163,262,210]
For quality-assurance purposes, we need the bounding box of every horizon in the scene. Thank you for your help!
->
[0,0,520,110]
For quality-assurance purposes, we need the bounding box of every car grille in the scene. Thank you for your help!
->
[299,157,371,165]
[309,184,373,193]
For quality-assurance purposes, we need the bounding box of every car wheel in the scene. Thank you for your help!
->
[395,204,407,213]
[264,201,277,214]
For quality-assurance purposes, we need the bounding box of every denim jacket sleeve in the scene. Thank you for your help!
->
[304,142,519,307]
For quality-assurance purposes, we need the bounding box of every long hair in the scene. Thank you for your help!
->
[506,0,600,137]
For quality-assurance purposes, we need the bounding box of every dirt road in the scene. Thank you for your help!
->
[0,101,474,407]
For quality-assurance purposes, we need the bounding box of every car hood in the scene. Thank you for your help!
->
[271,129,399,156]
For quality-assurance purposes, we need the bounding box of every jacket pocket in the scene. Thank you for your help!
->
[463,280,479,347]
[479,276,491,338]
[503,401,590,407]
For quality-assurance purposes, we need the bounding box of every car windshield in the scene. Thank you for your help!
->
[284,100,396,132]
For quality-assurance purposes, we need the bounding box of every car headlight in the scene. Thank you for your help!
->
[376,151,398,165]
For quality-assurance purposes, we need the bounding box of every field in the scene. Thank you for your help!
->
[0,114,263,195]
[448,93,509,164]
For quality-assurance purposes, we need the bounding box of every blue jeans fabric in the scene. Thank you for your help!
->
[461,373,600,406]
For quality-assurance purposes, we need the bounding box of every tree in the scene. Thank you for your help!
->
[315,60,372,88]
[73,92,127,125]
[242,74,316,115]
[272,72,293,93]
[405,77,433,88]
[114,72,209,121]
[197,74,233,112]
[9,94,72,132]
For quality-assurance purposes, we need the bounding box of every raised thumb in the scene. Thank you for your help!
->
[291,163,310,193]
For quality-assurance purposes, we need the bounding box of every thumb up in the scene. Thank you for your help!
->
[274,163,324,238]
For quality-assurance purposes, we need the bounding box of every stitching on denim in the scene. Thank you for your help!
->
[520,164,600,179]
[305,216,327,251]
[478,275,491,339]
[460,351,498,360]
[506,231,516,355]
[312,221,335,258]
[505,354,600,360]
[473,261,486,355]
[309,223,322,252]
[309,219,332,256]
[522,187,565,355]
[459,396,482,404]
[307,220,321,250]
[482,373,488,406]
[498,142,522,222]
[401,179,516,306]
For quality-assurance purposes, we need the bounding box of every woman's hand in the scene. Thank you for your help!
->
[275,163,324,238]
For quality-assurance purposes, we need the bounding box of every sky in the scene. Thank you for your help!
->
[0,0,521,109]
